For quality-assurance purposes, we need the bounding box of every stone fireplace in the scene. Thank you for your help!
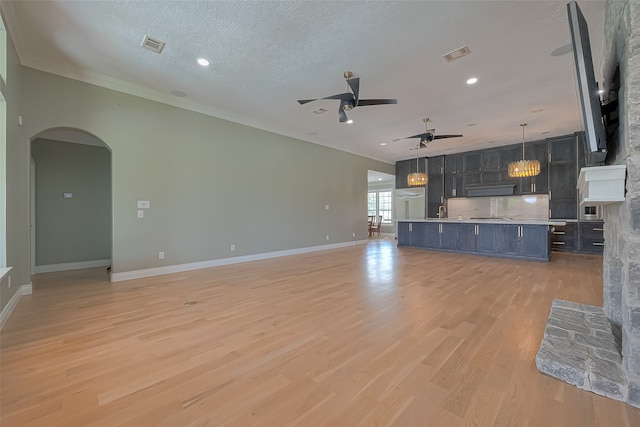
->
[536,0,640,408]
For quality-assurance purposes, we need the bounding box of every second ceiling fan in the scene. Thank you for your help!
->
[394,117,463,148]
[298,71,397,123]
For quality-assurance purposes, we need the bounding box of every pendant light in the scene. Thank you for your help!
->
[508,123,540,178]
[407,145,428,186]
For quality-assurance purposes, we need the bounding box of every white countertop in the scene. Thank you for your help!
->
[396,218,566,226]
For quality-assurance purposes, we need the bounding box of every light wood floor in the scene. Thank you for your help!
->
[2,239,639,426]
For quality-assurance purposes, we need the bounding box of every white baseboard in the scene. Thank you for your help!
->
[111,240,369,282]
[0,283,33,331]
[34,259,111,274]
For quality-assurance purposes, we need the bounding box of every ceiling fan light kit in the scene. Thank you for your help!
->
[508,123,541,178]
[297,71,397,123]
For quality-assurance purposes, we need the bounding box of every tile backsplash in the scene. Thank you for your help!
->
[447,195,549,220]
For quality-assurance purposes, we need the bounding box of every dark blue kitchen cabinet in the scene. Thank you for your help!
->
[498,224,550,260]
[476,224,498,253]
[440,223,459,250]
[522,140,549,194]
[427,156,444,218]
[498,224,521,256]
[397,222,411,246]
[397,221,550,261]
[397,222,427,247]
[426,222,441,248]
[459,224,477,251]
[520,225,550,259]
[396,158,427,189]
[549,134,578,219]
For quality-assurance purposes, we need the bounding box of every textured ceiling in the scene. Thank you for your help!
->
[1,1,607,164]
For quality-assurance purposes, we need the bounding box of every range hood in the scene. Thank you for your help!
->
[465,184,516,197]
[577,165,626,206]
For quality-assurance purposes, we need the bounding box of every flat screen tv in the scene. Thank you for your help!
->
[567,1,607,165]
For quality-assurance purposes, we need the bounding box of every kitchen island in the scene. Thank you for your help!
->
[397,218,566,262]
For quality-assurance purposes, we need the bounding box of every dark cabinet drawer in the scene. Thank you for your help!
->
[580,237,605,254]
[551,223,578,252]
[579,221,604,238]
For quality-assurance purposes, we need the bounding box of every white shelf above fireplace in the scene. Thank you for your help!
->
[577,165,626,206]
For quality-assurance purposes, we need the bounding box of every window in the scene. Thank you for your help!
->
[368,190,393,224]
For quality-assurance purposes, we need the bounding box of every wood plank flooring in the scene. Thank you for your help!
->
[2,238,639,426]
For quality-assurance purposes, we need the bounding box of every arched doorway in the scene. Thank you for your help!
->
[29,128,112,274]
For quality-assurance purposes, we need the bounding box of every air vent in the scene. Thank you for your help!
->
[141,35,165,53]
[443,45,471,62]
[311,108,328,115]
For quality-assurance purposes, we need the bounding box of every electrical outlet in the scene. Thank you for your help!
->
[230,244,236,252]
[326,235,329,240]
[158,251,165,260]
[137,210,144,218]
[352,232,356,238]
[8,275,11,288]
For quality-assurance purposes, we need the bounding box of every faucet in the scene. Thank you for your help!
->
[438,205,447,219]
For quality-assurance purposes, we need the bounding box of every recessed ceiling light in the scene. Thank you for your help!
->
[380,142,387,146]
[346,119,353,124]
[197,57,210,67]
[378,178,382,181]
[311,108,327,115]
[466,123,476,127]
[531,108,544,113]
[170,90,187,97]
[487,140,496,144]
[466,77,478,85]
[541,131,551,135]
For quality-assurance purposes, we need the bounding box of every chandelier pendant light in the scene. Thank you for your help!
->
[407,144,428,187]
[508,123,541,178]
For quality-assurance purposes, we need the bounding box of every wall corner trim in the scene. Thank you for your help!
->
[110,240,370,283]
[0,283,33,331]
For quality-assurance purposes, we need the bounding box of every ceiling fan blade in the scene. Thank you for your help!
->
[338,107,349,123]
[433,134,463,139]
[323,92,353,101]
[392,132,427,142]
[356,98,398,106]
[298,93,352,105]
[347,77,360,105]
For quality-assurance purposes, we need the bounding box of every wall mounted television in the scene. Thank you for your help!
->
[567,0,607,165]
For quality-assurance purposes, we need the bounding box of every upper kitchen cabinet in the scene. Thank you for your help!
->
[464,151,482,173]
[549,134,577,163]
[522,140,549,194]
[427,156,444,218]
[444,153,463,198]
[482,149,501,172]
[548,134,578,219]
[395,157,427,189]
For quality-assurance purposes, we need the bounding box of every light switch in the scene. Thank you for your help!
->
[137,201,150,209]
[63,192,73,199]
[325,204,330,210]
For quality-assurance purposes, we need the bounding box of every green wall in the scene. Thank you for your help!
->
[15,67,393,277]
[31,138,111,266]
[1,20,25,314]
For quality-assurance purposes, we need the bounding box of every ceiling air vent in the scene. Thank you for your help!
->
[141,35,165,54]
[442,45,471,62]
